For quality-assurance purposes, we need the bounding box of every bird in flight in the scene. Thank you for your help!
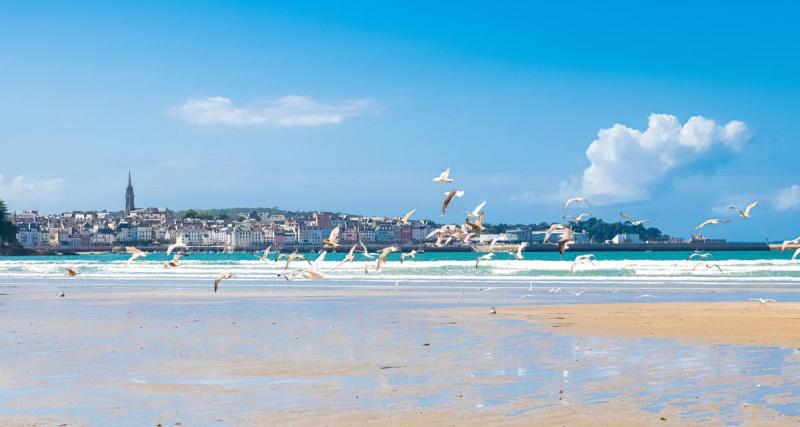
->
[564,213,591,223]
[375,246,399,270]
[570,254,595,274]
[792,248,800,262]
[557,229,575,256]
[514,242,528,260]
[475,252,494,268]
[323,226,341,250]
[687,251,712,260]
[64,267,79,277]
[259,246,272,262]
[564,197,590,210]
[441,190,465,215]
[781,237,800,251]
[695,218,730,230]
[692,263,724,273]
[213,272,236,292]
[334,244,358,269]
[465,201,487,218]
[126,246,147,264]
[749,297,776,308]
[359,241,374,259]
[166,242,187,256]
[432,167,454,184]
[543,223,569,243]
[163,253,182,268]
[398,208,416,225]
[619,213,654,226]
[400,250,418,264]
[730,201,758,219]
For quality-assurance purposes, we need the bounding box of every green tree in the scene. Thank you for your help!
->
[0,199,18,246]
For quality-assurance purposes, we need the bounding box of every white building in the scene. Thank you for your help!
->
[611,233,641,244]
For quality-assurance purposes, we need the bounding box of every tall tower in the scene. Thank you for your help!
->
[125,171,135,215]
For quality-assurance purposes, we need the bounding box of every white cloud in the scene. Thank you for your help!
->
[560,113,749,205]
[0,174,64,209]
[171,95,374,127]
[773,184,800,211]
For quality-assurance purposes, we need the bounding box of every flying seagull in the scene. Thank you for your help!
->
[359,241,374,259]
[126,246,147,264]
[432,167,454,184]
[619,212,653,226]
[730,201,758,219]
[398,208,417,225]
[322,226,341,250]
[441,190,465,215]
[475,252,494,268]
[557,229,575,256]
[692,263,724,273]
[259,246,272,262]
[688,251,712,260]
[65,267,79,277]
[465,201,487,218]
[695,218,730,230]
[564,197,590,210]
[570,254,595,274]
[163,253,182,268]
[792,248,800,262]
[543,223,569,243]
[335,244,358,269]
[564,213,591,223]
[166,242,187,256]
[514,241,528,260]
[213,272,236,292]
[375,246,399,270]
[400,250,418,264]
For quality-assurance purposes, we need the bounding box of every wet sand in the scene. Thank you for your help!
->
[486,302,800,348]
[2,286,799,426]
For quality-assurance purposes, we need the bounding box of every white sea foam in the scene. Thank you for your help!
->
[1,258,799,286]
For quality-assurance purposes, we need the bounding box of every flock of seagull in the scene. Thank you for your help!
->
[60,168,799,298]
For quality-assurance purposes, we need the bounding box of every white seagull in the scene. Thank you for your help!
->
[514,242,528,260]
[166,242,187,256]
[398,208,417,225]
[476,252,494,268]
[323,226,341,250]
[695,218,730,230]
[335,244,358,269]
[781,236,800,251]
[465,200,487,218]
[730,201,758,219]
[619,212,654,226]
[213,272,236,293]
[687,251,712,260]
[570,254,595,274]
[441,190,465,215]
[359,241,375,259]
[749,298,776,308]
[126,246,147,264]
[432,167,454,184]
[400,250,418,264]
[259,246,272,262]
[564,197,590,210]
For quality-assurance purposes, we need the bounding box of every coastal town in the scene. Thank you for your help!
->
[8,173,765,254]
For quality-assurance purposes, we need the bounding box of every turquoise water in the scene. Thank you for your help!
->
[0,250,793,263]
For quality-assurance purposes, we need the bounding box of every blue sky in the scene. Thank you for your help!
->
[1,1,799,240]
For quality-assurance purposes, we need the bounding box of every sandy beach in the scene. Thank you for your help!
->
[2,285,800,426]
[483,302,800,348]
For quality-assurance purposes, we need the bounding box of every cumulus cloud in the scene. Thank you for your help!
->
[0,174,64,208]
[171,95,374,127]
[561,114,749,205]
[773,184,800,211]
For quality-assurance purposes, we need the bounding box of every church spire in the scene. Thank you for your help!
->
[125,171,135,215]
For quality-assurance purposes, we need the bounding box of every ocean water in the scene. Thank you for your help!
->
[1,250,799,288]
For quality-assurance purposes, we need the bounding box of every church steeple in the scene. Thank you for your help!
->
[125,171,135,215]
